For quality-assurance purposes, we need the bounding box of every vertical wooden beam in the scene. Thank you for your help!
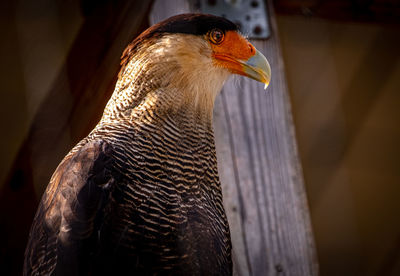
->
[151,1,319,275]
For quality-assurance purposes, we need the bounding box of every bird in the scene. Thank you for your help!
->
[23,13,271,276]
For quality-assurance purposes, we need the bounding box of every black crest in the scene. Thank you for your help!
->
[150,13,238,36]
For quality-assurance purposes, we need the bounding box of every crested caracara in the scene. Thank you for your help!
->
[24,13,271,276]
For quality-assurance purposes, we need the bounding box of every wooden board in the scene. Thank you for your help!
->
[151,1,318,275]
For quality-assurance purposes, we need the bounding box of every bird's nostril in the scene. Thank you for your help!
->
[249,44,255,54]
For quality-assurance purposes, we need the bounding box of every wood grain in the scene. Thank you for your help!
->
[151,1,319,275]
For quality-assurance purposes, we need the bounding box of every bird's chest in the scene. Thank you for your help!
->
[103,125,231,274]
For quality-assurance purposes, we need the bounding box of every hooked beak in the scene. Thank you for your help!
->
[238,49,271,89]
[214,48,271,89]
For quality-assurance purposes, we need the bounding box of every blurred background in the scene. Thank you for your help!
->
[0,0,399,275]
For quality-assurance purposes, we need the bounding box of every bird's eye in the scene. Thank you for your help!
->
[209,29,224,45]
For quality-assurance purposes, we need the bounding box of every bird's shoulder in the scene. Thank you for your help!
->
[42,139,115,217]
[24,139,117,275]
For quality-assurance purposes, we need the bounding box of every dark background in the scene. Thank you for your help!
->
[0,0,399,275]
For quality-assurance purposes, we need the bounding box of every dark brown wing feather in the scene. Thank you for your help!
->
[23,140,115,276]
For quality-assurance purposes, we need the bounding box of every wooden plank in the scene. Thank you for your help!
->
[151,1,319,275]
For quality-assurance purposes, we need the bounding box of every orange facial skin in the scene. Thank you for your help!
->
[210,30,256,76]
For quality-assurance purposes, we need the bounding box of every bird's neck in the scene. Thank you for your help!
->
[101,37,229,126]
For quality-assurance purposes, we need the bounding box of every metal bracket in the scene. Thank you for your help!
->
[199,0,270,39]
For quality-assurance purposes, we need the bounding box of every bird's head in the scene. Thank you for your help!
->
[109,14,271,120]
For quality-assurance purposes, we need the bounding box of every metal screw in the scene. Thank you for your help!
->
[253,25,262,35]
[250,1,259,8]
